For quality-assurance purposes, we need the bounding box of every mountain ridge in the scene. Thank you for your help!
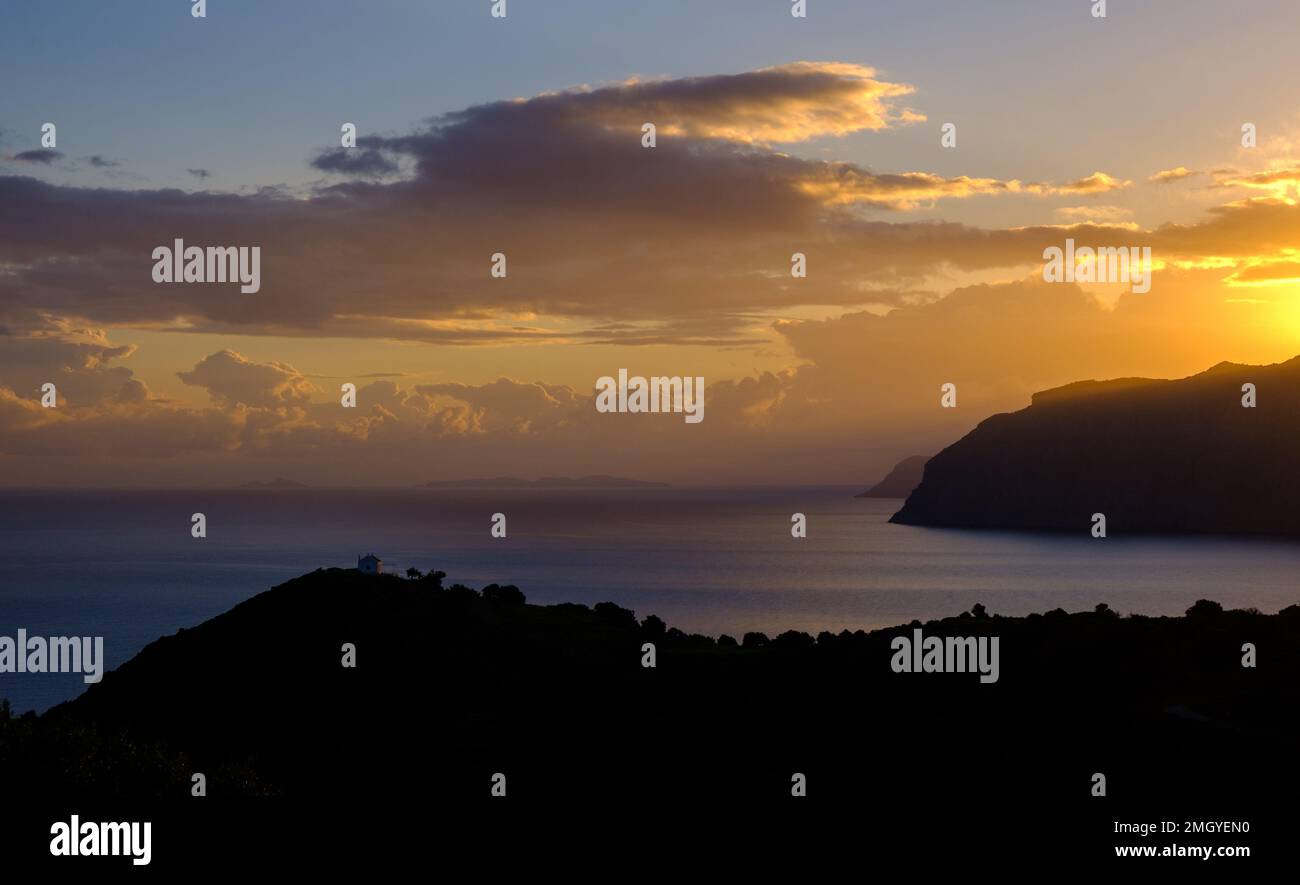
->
[892,356,1300,535]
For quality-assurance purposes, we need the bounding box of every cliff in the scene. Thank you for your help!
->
[891,357,1300,534]
[856,454,930,498]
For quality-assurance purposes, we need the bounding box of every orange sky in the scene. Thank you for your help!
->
[4,59,1300,487]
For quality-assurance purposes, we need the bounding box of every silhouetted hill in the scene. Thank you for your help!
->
[892,357,1300,534]
[4,567,1297,820]
[421,475,669,489]
[856,454,930,498]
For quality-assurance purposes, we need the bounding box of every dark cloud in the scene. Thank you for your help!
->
[312,146,400,177]
[10,149,63,164]
[0,62,1280,351]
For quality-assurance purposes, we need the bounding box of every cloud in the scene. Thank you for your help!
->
[462,61,925,145]
[1053,205,1134,223]
[415,378,588,433]
[798,168,1040,210]
[7,62,1300,484]
[0,323,147,407]
[9,149,64,165]
[1052,171,1132,195]
[1149,166,1197,183]
[0,329,243,461]
[0,62,1290,360]
[6,265,1285,486]
[177,349,317,408]
[1224,258,1300,287]
[0,389,242,459]
[312,147,400,177]
[1212,165,1300,198]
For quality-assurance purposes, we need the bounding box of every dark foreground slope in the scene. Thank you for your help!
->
[892,357,1300,534]
[4,568,1298,828]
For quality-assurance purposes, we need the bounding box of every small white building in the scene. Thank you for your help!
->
[357,553,382,575]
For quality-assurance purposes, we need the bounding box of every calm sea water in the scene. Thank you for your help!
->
[2,486,1299,713]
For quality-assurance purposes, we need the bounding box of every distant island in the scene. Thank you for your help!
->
[856,454,930,498]
[239,478,308,490]
[892,356,1300,535]
[420,475,669,489]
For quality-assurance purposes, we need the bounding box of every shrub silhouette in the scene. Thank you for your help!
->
[442,583,479,603]
[482,584,526,605]
[1186,599,1224,618]
[594,601,638,629]
[772,630,814,649]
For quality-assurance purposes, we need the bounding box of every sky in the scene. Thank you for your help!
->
[3,0,1300,487]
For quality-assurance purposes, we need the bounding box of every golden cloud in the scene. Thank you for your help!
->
[1148,166,1198,183]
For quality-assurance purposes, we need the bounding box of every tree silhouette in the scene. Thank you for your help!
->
[772,630,813,648]
[594,601,638,629]
[641,614,666,638]
[482,584,526,605]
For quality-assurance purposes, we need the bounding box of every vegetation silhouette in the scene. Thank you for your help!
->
[2,568,1297,823]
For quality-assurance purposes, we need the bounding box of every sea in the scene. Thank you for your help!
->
[2,486,1299,713]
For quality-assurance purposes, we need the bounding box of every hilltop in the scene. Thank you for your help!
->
[3,567,1297,816]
